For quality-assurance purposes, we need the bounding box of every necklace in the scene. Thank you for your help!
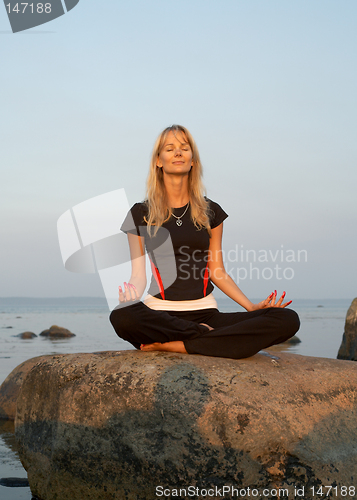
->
[171,202,190,226]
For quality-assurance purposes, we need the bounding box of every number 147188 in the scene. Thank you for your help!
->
[6,3,52,14]
[310,486,355,496]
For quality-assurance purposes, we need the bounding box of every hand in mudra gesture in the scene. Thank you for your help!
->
[253,290,292,311]
[118,282,139,303]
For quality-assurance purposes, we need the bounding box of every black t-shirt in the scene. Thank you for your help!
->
[121,199,228,300]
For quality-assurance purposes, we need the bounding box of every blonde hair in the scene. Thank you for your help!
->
[145,125,211,236]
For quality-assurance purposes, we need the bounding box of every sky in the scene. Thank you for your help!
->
[0,0,356,301]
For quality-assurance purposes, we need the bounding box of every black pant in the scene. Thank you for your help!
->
[109,302,300,359]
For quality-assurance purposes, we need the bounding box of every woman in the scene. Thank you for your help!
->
[109,125,300,358]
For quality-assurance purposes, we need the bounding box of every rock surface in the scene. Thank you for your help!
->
[0,355,54,420]
[337,298,357,360]
[39,325,75,338]
[13,350,357,500]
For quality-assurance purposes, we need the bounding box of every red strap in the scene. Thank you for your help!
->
[203,264,209,297]
[149,258,165,300]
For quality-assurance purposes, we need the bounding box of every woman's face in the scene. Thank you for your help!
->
[157,131,193,176]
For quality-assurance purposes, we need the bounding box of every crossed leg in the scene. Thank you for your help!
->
[110,302,300,359]
[140,323,214,353]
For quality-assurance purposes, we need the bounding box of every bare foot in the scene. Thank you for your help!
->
[140,341,187,354]
[200,323,214,331]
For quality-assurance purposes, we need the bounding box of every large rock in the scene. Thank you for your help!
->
[337,297,357,360]
[14,350,357,500]
[39,325,75,338]
[0,355,54,420]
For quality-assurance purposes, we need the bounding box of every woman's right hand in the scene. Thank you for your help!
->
[118,282,140,304]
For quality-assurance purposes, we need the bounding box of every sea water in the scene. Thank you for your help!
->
[0,296,352,499]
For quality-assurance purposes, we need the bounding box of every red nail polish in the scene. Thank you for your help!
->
[124,282,128,289]
[274,290,277,296]
[282,291,286,297]
[286,300,292,305]
[119,286,123,292]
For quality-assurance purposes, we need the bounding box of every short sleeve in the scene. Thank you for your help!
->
[120,203,148,235]
[208,199,228,229]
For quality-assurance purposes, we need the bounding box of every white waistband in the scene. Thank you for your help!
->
[144,293,218,312]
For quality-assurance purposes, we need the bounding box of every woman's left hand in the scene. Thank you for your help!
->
[252,290,292,310]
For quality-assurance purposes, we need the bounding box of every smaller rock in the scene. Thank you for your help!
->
[0,477,30,487]
[15,332,37,339]
[285,335,301,344]
[40,325,75,338]
[2,326,13,329]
